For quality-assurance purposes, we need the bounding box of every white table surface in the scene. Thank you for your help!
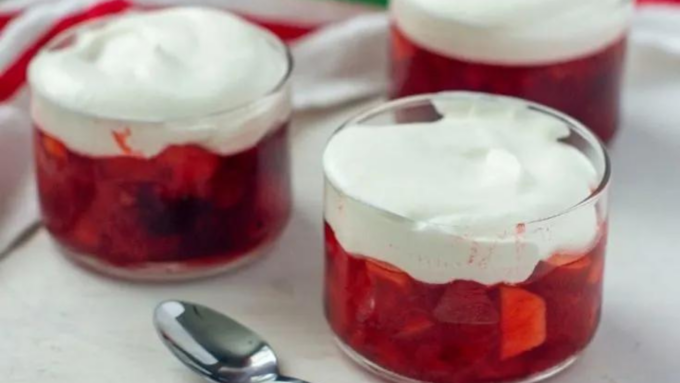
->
[2,43,680,383]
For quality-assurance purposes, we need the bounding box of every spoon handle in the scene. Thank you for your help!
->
[272,376,312,383]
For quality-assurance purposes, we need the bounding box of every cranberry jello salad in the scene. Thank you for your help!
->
[29,7,293,280]
[389,0,632,142]
[323,93,609,383]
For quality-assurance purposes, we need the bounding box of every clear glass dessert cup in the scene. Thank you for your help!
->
[31,16,294,281]
[389,0,633,143]
[323,93,610,383]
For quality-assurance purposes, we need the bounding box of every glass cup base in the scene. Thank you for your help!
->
[54,238,280,282]
[334,336,581,383]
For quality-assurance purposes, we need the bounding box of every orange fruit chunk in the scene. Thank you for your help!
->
[563,256,592,271]
[500,286,547,360]
[42,134,67,160]
[546,253,591,270]
[366,259,410,288]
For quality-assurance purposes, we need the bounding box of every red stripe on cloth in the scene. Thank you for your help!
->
[0,12,20,31]
[0,0,133,103]
[247,16,317,42]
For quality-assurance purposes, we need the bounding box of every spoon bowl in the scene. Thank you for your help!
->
[154,300,309,383]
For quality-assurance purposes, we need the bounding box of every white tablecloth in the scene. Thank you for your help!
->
[1,40,680,383]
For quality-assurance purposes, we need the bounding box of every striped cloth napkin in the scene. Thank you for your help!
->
[0,0,678,255]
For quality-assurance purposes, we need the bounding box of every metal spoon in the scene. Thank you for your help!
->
[154,300,309,383]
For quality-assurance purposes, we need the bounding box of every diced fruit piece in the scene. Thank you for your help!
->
[500,286,547,360]
[546,253,590,269]
[434,281,499,324]
[395,312,435,339]
[42,134,67,160]
[156,145,220,197]
[545,253,572,267]
[368,258,403,273]
[563,256,592,271]
[366,259,410,288]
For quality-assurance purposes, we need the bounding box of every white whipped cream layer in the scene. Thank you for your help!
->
[324,94,603,285]
[391,0,633,65]
[29,7,291,158]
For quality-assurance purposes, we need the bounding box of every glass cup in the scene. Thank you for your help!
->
[323,93,610,383]
[31,16,293,281]
[389,0,633,142]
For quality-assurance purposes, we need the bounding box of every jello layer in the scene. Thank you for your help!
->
[29,7,291,158]
[391,0,633,65]
[323,94,605,285]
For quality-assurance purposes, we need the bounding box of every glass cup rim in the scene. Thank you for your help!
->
[29,7,294,125]
[390,0,635,15]
[324,91,612,229]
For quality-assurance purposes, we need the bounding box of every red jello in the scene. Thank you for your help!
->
[390,26,628,142]
[35,124,291,279]
[324,223,606,383]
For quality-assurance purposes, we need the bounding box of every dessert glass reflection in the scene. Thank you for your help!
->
[323,93,610,383]
[29,7,293,280]
[390,0,633,142]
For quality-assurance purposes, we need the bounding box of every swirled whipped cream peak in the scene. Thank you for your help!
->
[324,95,603,285]
[29,7,290,158]
[391,0,633,64]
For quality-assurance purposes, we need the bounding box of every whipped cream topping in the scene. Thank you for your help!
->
[391,0,633,65]
[324,94,604,285]
[29,7,290,158]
